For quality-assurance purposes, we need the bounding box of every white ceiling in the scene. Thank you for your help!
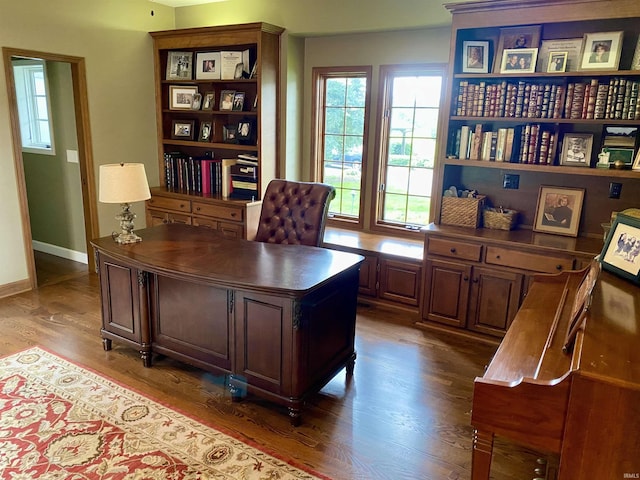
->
[150,0,223,6]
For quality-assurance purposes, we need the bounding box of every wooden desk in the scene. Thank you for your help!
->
[91,224,364,424]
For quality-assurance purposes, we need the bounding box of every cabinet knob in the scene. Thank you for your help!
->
[196,206,201,211]
[495,254,501,259]
[472,277,479,283]
[231,212,237,217]
[463,275,469,281]
[556,265,563,270]
[450,247,456,253]
[180,203,185,209]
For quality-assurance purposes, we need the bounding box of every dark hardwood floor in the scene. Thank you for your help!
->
[0,253,546,479]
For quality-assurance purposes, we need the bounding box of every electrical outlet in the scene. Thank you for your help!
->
[609,182,622,199]
[503,174,520,189]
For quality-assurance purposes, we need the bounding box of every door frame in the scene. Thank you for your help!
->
[3,47,98,289]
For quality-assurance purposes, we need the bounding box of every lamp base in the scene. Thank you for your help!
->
[112,203,143,245]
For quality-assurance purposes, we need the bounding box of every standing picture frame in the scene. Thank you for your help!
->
[633,149,640,171]
[578,31,623,71]
[201,92,215,111]
[462,40,489,73]
[536,38,583,72]
[533,186,585,237]
[219,90,235,111]
[493,25,541,72]
[223,125,238,143]
[632,36,640,71]
[170,120,195,140]
[500,48,538,73]
[166,51,193,80]
[599,213,640,284]
[169,85,199,111]
[232,92,245,111]
[195,51,221,80]
[198,121,213,142]
[560,133,593,167]
[547,52,568,72]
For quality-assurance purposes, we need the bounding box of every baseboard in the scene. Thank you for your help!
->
[32,241,88,264]
[0,279,31,300]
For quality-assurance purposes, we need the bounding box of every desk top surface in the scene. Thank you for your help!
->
[91,224,364,295]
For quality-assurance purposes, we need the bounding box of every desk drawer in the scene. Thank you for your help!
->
[192,202,243,222]
[428,237,482,262]
[485,246,574,273]
[147,196,191,213]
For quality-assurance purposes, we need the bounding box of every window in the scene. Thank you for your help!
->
[312,67,371,227]
[312,64,444,236]
[375,65,444,233]
[12,57,55,154]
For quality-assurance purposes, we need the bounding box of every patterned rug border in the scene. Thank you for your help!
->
[0,345,333,480]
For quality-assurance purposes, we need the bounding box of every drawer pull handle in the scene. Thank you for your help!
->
[180,204,185,209]
[556,265,563,270]
[231,212,237,217]
[463,275,469,281]
[196,207,201,211]
[496,255,501,259]
[450,248,456,253]
[472,277,478,283]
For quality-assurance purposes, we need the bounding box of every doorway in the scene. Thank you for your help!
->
[2,47,98,290]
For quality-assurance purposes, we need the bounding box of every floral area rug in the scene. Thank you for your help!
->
[0,347,328,480]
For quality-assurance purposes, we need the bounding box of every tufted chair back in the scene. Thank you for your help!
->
[255,179,336,247]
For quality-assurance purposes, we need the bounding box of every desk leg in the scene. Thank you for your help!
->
[471,428,494,480]
[102,338,112,351]
[288,407,302,427]
[346,353,356,378]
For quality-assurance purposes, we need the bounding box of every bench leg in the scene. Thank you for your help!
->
[471,428,494,480]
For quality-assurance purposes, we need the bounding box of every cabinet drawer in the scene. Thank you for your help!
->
[192,202,244,222]
[485,246,575,273]
[428,237,482,262]
[147,196,191,213]
[192,216,218,229]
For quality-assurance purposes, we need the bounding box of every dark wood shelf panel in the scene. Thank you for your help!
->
[161,79,258,85]
[450,116,640,125]
[455,70,640,80]
[163,109,257,116]
[163,139,258,150]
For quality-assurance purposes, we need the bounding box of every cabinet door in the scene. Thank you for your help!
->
[379,257,422,307]
[358,254,378,296]
[146,208,191,226]
[467,266,523,337]
[422,258,471,328]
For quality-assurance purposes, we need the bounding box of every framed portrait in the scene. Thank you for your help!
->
[546,51,568,72]
[198,121,213,142]
[169,85,199,111]
[191,92,202,110]
[599,213,640,284]
[632,36,640,71]
[166,51,193,80]
[633,149,640,171]
[237,121,251,142]
[493,25,541,72]
[533,185,585,237]
[500,48,538,73]
[462,40,489,73]
[170,120,195,140]
[223,125,238,143]
[560,133,593,167]
[232,92,245,111]
[219,90,235,111]
[536,38,583,72]
[195,51,221,80]
[578,31,623,71]
[202,92,215,111]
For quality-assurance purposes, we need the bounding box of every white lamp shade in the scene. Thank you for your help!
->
[99,163,151,204]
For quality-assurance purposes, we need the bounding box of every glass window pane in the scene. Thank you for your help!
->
[406,196,431,225]
[383,192,407,222]
[408,167,433,196]
[414,108,439,137]
[325,107,345,134]
[385,165,409,194]
[326,78,346,107]
[345,107,364,134]
[346,78,366,107]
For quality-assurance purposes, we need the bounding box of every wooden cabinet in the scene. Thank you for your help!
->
[147,23,282,232]
[146,187,261,240]
[378,257,422,307]
[420,225,601,338]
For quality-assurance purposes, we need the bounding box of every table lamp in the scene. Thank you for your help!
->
[99,163,151,244]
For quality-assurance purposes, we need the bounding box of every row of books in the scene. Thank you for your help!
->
[163,151,259,199]
[453,77,640,121]
[450,123,558,165]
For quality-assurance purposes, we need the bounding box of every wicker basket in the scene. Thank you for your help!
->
[483,207,519,231]
[440,195,486,228]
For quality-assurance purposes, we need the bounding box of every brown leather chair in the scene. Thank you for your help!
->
[255,179,336,247]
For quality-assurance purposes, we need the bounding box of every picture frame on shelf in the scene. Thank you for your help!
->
[578,31,623,71]
[169,85,199,111]
[219,90,235,111]
[223,125,238,143]
[493,25,541,72]
[462,40,489,73]
[560,133,593,167]
[198,121,213,142]
[599,213,640,285]
[232,92,245,111]
[234,62,245,80]
[536,38,583,72]
[170,120,195,140]
[546,51,568,72]
[500,48,538,73]
[166,51,193,80]
[195,51,221,80]
[191,93,202,110]
[633,149,640,171]
[237,121,251,140]
[605,147,635,168]
[533,185,585,237]
[202,92,215,111]
[632,36,640,71]
[249,62,258,79]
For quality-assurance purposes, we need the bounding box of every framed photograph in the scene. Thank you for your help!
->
[198,121,213,142]
[166,51,193,80]
[223,124,238,143]
[536,38,583,72]
[493,25,541,72]
[633,149,640,171]
[599,213,640,284]
[237,121,251,139]
[533,185,585,237]
[234,62,245,79]
[547,51,568,72]
[578,31,623,71]
[191,93,202,110]
[232,92,245,111]
[202,91,215,111]
[170,120,195,140]
[500,48,538,73]
[219,90,235,111]
[605,147,635,168]
[560,133,593,167]
[195,51,221,80]
[462,40,489,73]
[169,85,199,111]
[632,36,640,71]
